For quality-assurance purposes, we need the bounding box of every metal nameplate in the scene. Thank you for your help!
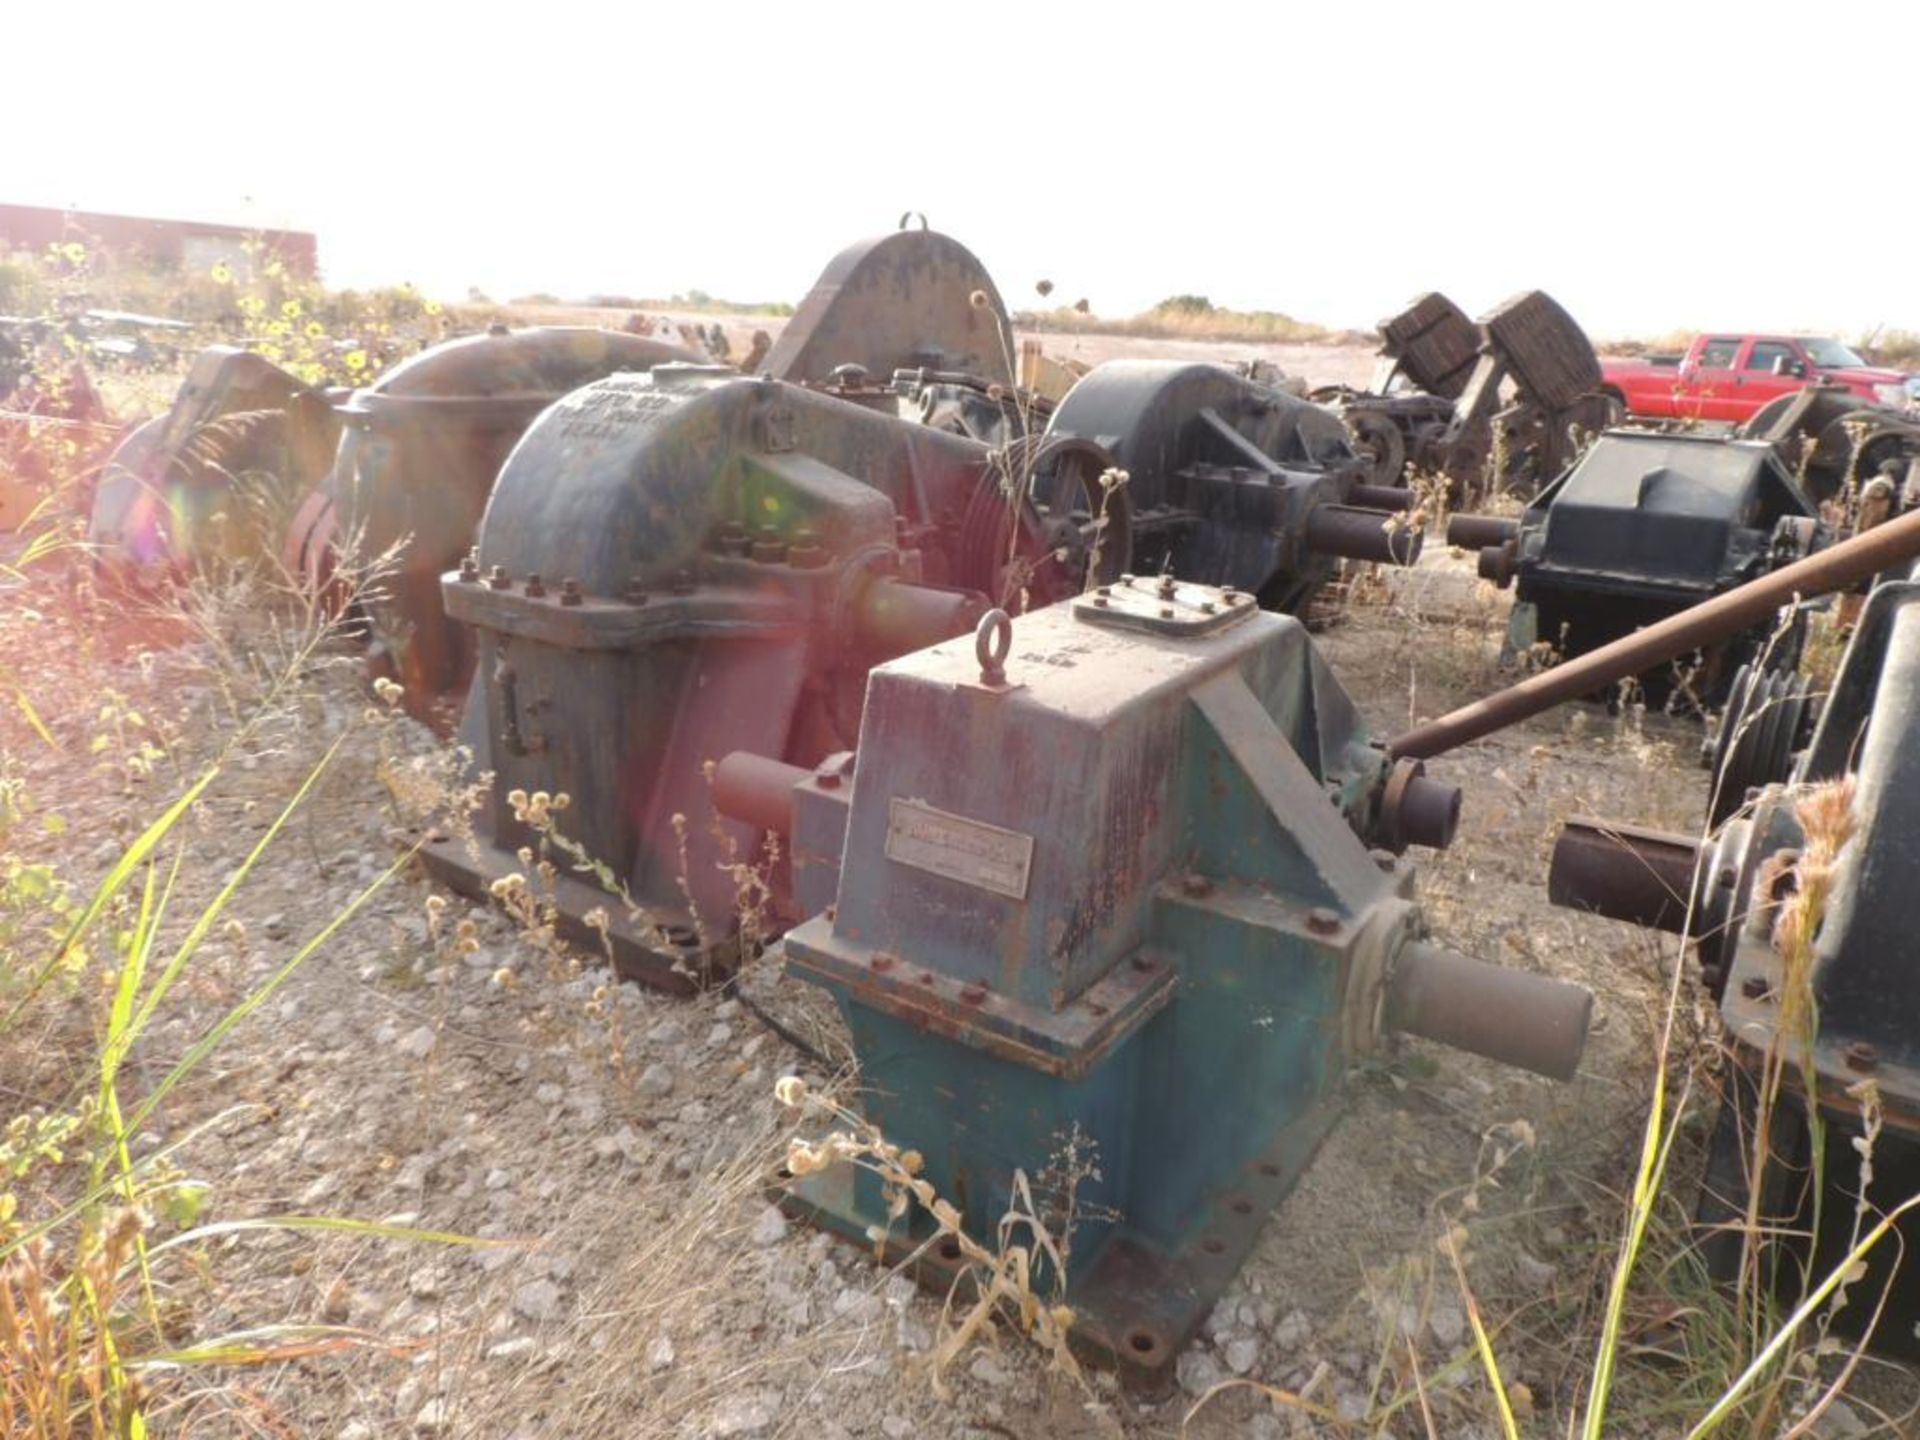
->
[884,798,1034,900]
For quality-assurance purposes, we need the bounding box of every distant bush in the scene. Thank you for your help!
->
[1595,327,1696,359]
[0,254,42,313]
[631,294,795,318]
[1865,329,1920,368]
[0,238,450,392]
[1014,300,1361,347]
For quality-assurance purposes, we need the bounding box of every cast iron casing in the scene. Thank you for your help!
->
[1696,559,1920,1354]
[1505,430,1825,703]
[324,327,698,714]
[782,580,1423,1378]
[424,369,1024,989]
[1044,361,1388,612]
[88,346,340,576]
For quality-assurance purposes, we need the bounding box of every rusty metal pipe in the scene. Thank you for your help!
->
[712,753,809,837]
[1378,759,1461,852]
[1548,818,1699,935]
[1445,513,1520,550]
[1390,507,1920,759]
[1305,504,1422,566]
[1384,940,1593,1082]
[852,578,987,657]
[1345,483,1417,513]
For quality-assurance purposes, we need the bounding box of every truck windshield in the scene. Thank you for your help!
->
[1800,337,1868,368]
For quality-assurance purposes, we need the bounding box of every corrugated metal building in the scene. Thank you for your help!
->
[0,204,317,279]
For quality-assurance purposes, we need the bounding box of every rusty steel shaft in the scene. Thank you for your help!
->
[712,753,809,837]
[1345,483,1420,514]
[1444,513,1520,551]
[1549,819,1699,934]
[1307,504,1422,566]
[1390,506,1920,760]
[1384,939,1593,1081]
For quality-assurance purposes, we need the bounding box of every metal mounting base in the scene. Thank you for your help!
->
[775,1100,1341,1390]
[419,833,733,995]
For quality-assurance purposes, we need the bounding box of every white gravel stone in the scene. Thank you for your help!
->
[1273,1308,1311,1349]
[750,1205,789,1247]
[512,1278,562,1322]
[1176,1347,1226,1398]
[405,1267,442,1301]
[710,1391,777,1435]
[1225,1334,1261,1375]
[647,1334,675,1371]
[396,1024,438,1059]
[1812,1399,1869,1438]
[1513,1251,1558,1291]
[968,1354,1011,1388]
[1205,1301,1237,1344]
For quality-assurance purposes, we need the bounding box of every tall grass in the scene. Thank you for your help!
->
[0,504,481,1433]
[1539,777,1912,1439]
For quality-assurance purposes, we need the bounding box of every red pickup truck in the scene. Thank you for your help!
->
[1600,334,1910,423]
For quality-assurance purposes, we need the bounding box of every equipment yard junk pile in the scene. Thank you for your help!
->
[0,535,1729,1437]
[10,214,1920,1434]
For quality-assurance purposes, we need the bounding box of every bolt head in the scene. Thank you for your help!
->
[1844,1040,1879,1071]
[1181,873,1213,898]
[1740,975,1770,1000]
[1307,907,1341,936]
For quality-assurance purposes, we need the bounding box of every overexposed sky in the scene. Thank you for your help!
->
[11,1,1918,339]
